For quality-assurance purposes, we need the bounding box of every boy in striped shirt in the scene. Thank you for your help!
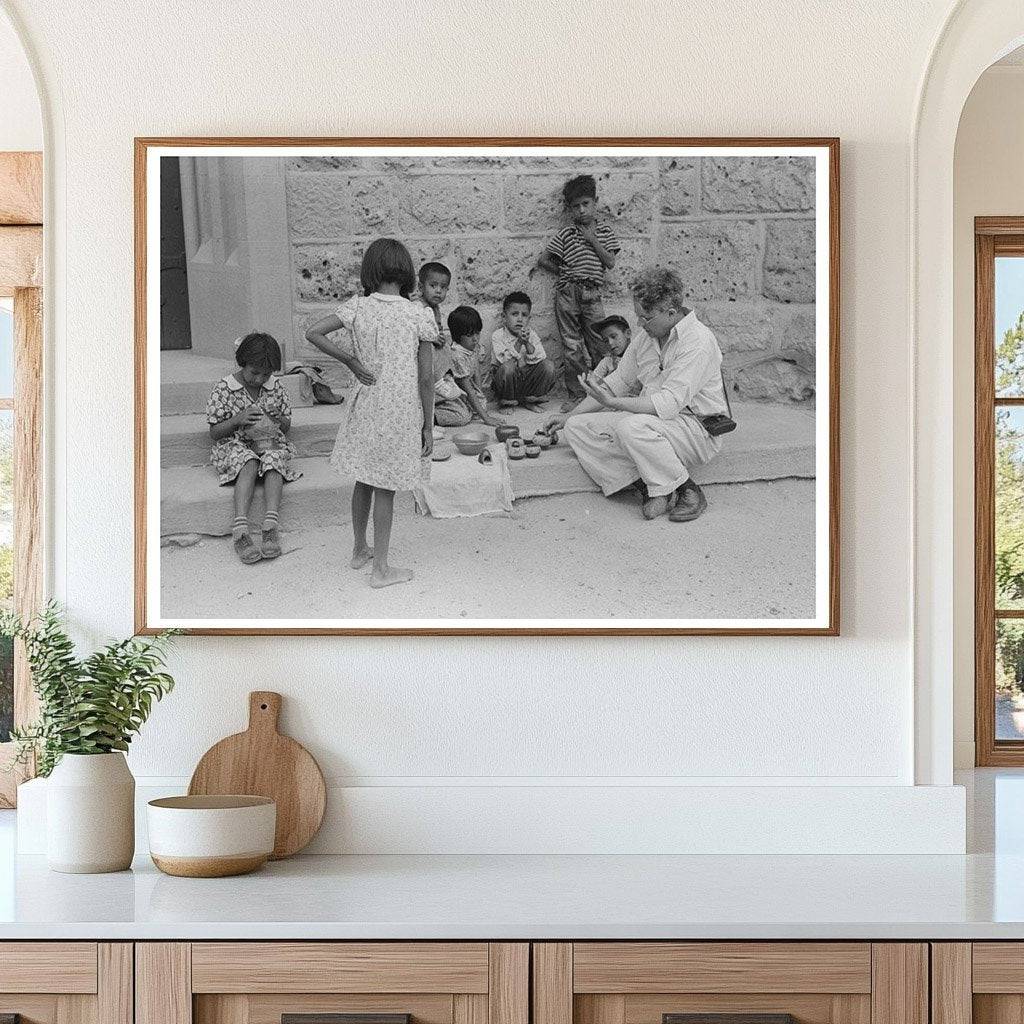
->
[537,174,621,411]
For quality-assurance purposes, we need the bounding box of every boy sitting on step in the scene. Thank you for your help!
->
[490,291,556,411]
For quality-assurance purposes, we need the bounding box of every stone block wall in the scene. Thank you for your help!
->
[286,155,818,402]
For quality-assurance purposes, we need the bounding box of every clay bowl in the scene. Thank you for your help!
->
[495,424,520,442]
[147,795,276,878]
[453,429,490,456]
[533,433,553,449]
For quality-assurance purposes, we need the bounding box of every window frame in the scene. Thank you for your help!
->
[0,151,43,806]
[975,217,1024,765]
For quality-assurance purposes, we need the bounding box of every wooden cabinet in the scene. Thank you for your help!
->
[0,938,943,1024]
[136,943,528,1024]
[0,943,132,1024]
[931,943,1024,1024]
[532,944,928,1024]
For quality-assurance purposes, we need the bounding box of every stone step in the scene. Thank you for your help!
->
[160,350,318,415]
[159,401,816,537]
[161,404,346,468]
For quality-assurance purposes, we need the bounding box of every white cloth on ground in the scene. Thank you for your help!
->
[413,444,514,518]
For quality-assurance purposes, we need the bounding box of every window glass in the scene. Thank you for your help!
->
[996,256,1024,397]
[997,407,1024,609]
[997,619,1024,740]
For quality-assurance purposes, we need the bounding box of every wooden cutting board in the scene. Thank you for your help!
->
[188,691,326,859]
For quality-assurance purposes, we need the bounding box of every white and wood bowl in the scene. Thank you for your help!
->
[147,795,276,878]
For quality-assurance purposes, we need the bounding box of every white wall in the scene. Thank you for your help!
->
[0,8,39,151]
[0,0,974,851]
[952,64,1024,768]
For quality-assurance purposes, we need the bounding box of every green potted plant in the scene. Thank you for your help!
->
[2,603,177,873]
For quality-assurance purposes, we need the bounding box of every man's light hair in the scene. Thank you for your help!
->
[631,266,686,310]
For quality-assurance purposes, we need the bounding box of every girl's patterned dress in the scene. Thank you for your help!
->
[330,293,438,490]
[206,373,301,486]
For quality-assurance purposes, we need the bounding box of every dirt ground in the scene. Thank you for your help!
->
[160,479,816,622]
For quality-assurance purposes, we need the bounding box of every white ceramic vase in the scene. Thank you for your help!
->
[46,752,135,873]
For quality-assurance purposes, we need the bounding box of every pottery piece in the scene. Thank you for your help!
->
[147,795,276,878]
[47,752,136,874]
[453,429,490,456]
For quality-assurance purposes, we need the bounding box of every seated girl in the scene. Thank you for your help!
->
[206,332,300,564]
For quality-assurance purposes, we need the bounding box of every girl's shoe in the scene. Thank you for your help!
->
[261,527,282,559]
[233,533,262,564]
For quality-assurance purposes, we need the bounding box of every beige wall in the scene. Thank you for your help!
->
[0,8,40,151]
[953,64,1024,767]
[0,0,997,850]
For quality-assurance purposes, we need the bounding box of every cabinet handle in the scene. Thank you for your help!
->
[664,1016,796,1024]
[283,1016,411,1024]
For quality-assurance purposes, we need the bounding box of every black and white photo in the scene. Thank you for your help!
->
[136,139,838,634]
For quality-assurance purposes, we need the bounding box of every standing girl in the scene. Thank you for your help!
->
[305,238,437,589]
[206,332,299,564]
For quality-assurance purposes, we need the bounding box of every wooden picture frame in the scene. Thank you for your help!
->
[135,137,840,637]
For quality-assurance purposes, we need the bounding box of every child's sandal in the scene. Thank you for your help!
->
[506,438,526,460]
[261,527,282,560]
[233,533,262,564]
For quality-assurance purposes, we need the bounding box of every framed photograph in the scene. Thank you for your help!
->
[135,137,839,636]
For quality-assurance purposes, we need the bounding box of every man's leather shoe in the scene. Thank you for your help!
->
[669,479,708,522]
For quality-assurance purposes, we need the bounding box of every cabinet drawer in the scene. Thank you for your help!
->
[139,942,528,1024]
[934,942,1024,1024]
[0,943,130,1024]
[572,943,872,994]
[0,942,98,993]
[191,943,490,993]
[535,943,925,1024]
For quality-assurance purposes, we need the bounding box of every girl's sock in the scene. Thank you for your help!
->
[231,515,248,540]
[263,510,279,533]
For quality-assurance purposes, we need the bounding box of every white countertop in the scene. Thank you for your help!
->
[1,770,1022,941]
[1,850,1024,940]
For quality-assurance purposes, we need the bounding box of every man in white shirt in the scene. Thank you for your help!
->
[543,267,728,522]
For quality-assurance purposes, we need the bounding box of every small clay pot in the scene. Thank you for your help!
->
[534,434,553,449]
[525,444,541,459]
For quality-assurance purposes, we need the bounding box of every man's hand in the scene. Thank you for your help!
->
[543,413,568,434]
[578,373,618,408]
[347,358,376,386]
[421,424,434,457]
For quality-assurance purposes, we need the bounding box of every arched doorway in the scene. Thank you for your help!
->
[913,0,1024,784]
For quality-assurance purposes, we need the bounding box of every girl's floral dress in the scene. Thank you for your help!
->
[330,293,438,490]
[206,373,301,486]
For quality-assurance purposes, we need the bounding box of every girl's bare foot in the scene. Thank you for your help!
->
[350,545,374,569]
[369,566,414,588]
